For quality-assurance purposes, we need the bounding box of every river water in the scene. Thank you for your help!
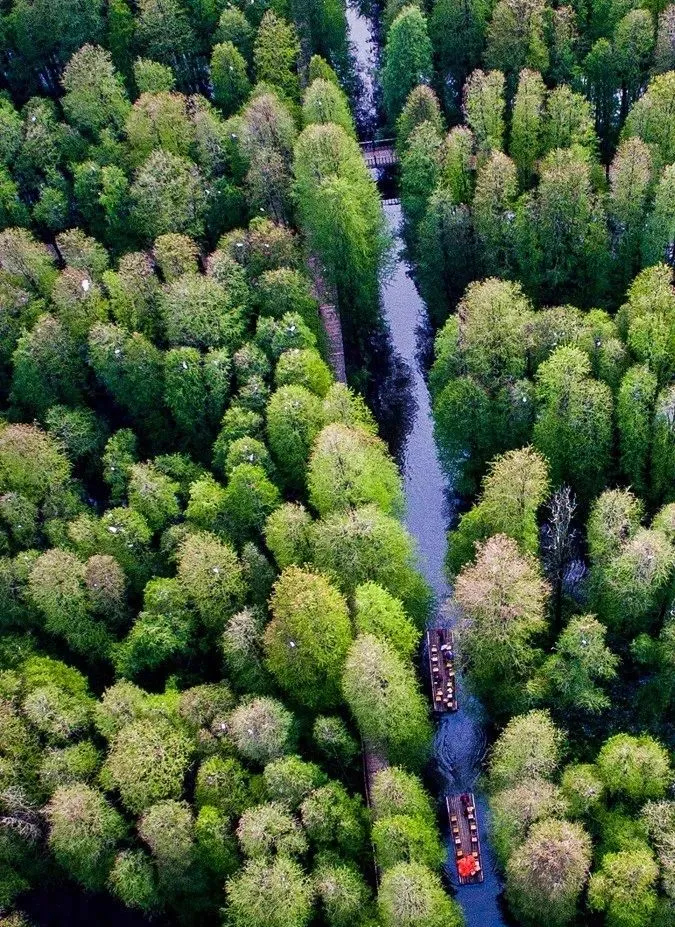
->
[347,6,509,925]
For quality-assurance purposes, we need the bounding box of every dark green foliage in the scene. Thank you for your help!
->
[381,7,434,124]
[293,123,388,335]
[533,346,613,503]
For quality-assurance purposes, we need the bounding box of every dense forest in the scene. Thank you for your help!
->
[387,0,675,925]
[0,1,672,927]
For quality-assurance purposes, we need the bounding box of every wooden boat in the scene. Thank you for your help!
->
[446,792,484,884]
[427,628,458,712]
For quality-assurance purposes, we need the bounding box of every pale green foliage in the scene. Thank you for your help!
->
[625,70,675,167]
[473,151,518,275]
[195,756,251,820]
[138,799,194,881]
[510,69,545,180]
[618,265,675,384]
[485,0,548,85]
[127,462,180,532]
[378,861,464,927]
[534,346,613,501]
[442,127,475,204]
[134,58,176,93]
[652,383,675,502]
[491,778,568,865]
[342,634,432,770]
[222,606,271,693]
[589,848,660,927]
[226,856,314,927]
[303,79,355,137]
[228,696,296,764]
[373,814,446,871]
[212,42,250,116]
[108,849,159,912]
[176,531,245,631]
[264,502,313,569]
[237,801,307,858]
[47,784,126,889]
[61,44,130,137]
[353,583,421,660]
[449,278,533,386]
[560,764,605,818]
[641,800,675,900]
[310,505,431,622]
[642,164,675,266]
[40,741,101,791]
[254,11,301,102]
[131,150,206,240]
[104,718,192,812]
[307,424,403,517]
[488,710,565,791]
[265,566,353,709]
[505,819,592,927]
[448,446,549,573]
[371,767,436,823]
[293,124,387,329]
[587,489,644,566]
[300,782,366,857]
[543,86,596,154]
[592,527,675,632]
[161,273,245,351]
[322,382,377,434]
[454,534,549,711]
[617,365,658,495]
[263,756,327,810]
[313,854,371,927]
[596,734,672,803]
[266,385,325,489]
[396,85,444,152]
[312,715,359,767]
[0,424,70,503]
[275,348,332,397]
[27,548,114,657]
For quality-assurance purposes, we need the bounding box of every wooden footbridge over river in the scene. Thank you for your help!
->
[360,138,398,169]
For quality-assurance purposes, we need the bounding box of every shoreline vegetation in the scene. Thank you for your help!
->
[0,1,672,927]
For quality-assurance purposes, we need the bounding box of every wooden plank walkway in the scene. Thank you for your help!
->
[427,628,458,713]
[308,254,347,384]
[362,740,388,886]
[320,302,347,383]
[360,139,398,169]
[447,793,484,884]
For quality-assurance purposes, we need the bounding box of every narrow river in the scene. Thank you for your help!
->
[347,6,509,925]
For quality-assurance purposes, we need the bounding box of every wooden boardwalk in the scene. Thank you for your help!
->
[320,302,347,383]
[362,740,388,885]
[361,139,398,169]
[427,628,458,713]
[308,255,347,384]
[447,793,484,884]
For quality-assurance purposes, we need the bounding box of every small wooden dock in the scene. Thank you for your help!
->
[427,628,457,712]
[447,793,484,884]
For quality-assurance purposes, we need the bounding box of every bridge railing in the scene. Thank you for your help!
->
[359,138,396,153]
